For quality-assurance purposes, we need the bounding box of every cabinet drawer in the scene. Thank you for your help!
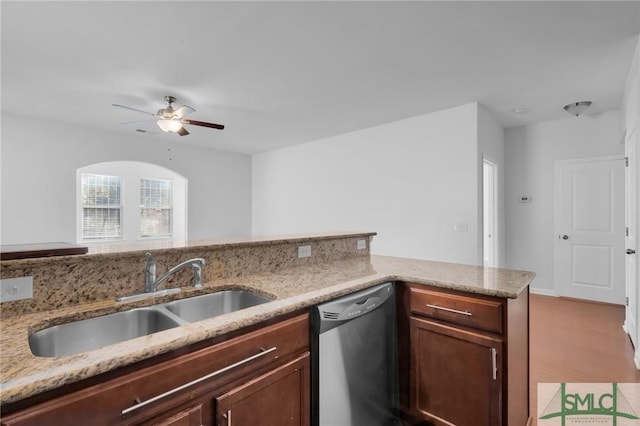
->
[409,286,503,334]
[1,313,309,426]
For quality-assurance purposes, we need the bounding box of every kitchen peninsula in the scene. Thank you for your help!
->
[0,232,534,425]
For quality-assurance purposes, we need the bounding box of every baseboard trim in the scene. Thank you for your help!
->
[558,296,625,308]
[529,288,558,297]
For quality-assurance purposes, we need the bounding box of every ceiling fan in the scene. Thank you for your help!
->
[112,96,224,136]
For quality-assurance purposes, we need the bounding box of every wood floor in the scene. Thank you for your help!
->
[529,294,640,424]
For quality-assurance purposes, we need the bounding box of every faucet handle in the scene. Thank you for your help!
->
[145,252,156,275]
[191,258,205,288]
[144,252,157,292]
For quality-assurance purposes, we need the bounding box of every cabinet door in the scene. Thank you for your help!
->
[147,404,204,426]
[216,353,310,426]
[410,317,502,426]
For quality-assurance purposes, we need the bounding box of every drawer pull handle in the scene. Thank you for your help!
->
[491,347,498,380]
[426,304,472,317]
[223,409,232,426]
[121,346,277,416]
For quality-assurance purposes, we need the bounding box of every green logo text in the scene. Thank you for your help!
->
[540,383,639,425]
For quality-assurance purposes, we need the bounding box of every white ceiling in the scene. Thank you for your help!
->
[2,1,639,155]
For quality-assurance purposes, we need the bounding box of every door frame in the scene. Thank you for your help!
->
[483,159,498,268]
[623,129,639,367]
[553,155,626,303]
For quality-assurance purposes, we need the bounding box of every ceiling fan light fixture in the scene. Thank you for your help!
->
[563,101,592,117]
[157,119,183,133]
[113,97,223,136]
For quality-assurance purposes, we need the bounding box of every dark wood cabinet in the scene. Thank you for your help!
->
[398,283,529,426]
[410,317,502,425]
[1,313,310,426]
[215,354,310,426]
[144,403,205,426]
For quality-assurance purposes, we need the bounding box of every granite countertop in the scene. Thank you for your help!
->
[0,255,534,406]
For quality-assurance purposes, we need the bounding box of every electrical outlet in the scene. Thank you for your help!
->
[298,245,312,258]
[357,239,367,250]
[0,276,33,303]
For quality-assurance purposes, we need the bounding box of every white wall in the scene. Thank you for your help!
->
[1,113,252,244]
[252,103,482,265]
[504,110,624,295]
[478,104,506,267]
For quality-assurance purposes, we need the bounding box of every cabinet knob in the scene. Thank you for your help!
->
[559,235,569,240]
[627,249,636,255]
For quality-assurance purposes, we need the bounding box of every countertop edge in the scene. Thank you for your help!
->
[0,257,534,406]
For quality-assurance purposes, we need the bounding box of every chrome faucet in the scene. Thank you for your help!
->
[145,252,206,292]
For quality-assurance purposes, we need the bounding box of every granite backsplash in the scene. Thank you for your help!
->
[0,233,374,318]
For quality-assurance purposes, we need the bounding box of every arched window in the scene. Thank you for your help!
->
[76,161,187,242]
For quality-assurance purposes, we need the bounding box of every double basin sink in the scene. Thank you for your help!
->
[29,290,271,358]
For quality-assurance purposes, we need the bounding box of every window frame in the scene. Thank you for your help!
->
[80,173,124,241]
[139,176,174,239]
[76,162,187,244]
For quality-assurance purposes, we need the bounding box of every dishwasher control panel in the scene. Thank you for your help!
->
[312,282,394,334]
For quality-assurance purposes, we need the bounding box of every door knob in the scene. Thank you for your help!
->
[559,235,569,240]
[627,249,637,255]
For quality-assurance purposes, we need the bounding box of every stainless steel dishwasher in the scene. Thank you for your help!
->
[311,282,399,426]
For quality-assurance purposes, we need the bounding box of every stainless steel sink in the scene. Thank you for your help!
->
[164,290,271,323]
[29,290,271,357]
[29,308,183,357]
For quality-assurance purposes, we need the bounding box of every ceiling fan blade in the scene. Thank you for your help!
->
[174,105,195,119]
[182,119,225,130]
[121,119,155,125]
[112,104,155,116]
[177,127,190,136]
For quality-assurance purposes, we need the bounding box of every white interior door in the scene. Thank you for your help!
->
[555,156,626,305]
[625,130,638,349]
